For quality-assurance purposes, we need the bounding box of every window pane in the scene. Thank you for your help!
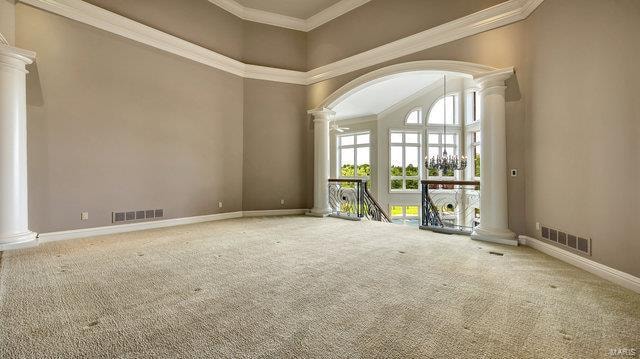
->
[428,95,455,124]
[405,133,419,144]
[445,95,455,124]
[356,147,370,177]
[356,134,370,145]
[406,109,421,124]
[340,148,354,177]
[390,146,403,176]
[475,93,481,122]
[390,133,403,144]
[428,146,439,159]
[444,134,456,145]
[406,206,419,217]
[428,134,439,144]
[390,206,403,217]
[406,179,419,190]
[405,147,419,176]
[391,179,403,190]
[340,135,354,146]
[474,144,481,177]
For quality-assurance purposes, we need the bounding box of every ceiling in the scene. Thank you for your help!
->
[331,73,448,121]
[234,0,343,19]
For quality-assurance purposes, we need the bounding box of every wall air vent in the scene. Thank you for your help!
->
[540,225,591,256]
[112,209,163,223]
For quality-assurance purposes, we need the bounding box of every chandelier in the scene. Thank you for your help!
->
[426,75,467,174]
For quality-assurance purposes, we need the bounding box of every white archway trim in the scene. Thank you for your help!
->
[318,60,504,111]
[18,0,541,85]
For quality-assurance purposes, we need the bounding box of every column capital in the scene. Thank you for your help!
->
[475,67,514,91]
[0,43,36,72]
[308,107,336,121]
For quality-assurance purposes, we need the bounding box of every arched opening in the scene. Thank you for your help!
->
[308,60,517,245]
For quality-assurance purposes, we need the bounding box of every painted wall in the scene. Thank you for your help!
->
[524,0,640,277]
[82,0,307,71]
[0,0,15,45]
[19,5,244,233]
[242,79,310,211]
[306,0,507,69]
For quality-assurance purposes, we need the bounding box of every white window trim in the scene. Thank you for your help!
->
[389,130,422,193]
[404,107,423,126]
[337,131,371,179]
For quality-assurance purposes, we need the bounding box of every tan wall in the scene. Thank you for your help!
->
[242,79,310,210]
[524,0,640,277]
[306,0,506,69]
[0,0,15,45]
[82,0,307,71]
[19,5,244,233]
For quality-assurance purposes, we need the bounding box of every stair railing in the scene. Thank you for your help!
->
[328,179,390,222]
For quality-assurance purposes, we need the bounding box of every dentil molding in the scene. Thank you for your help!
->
[18,0,543,85]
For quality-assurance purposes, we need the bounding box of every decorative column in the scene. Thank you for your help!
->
[471,69,517,246]
[307,108,335,217]
[0,42,37,250]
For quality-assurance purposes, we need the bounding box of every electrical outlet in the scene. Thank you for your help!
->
[280,199,285,205]
[536,222,541,230]
[510,169,518,177]
[81,212,89,220]
[218,201,223,208]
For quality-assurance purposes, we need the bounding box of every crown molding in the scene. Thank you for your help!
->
[19,0,308,84]
[207,0,307,31]
[306,0,543,84]
[305,0,371,31]
[207,0,371,32]
[18,0,542,85]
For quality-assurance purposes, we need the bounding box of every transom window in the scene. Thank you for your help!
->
[428,95,456,124]
[338,132,370,178]
[390,131,421,191]
[405,108,423,125]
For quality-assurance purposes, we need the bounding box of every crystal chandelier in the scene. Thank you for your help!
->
[426,75,467,174]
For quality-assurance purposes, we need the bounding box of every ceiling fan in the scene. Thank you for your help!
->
[330,121,350,133]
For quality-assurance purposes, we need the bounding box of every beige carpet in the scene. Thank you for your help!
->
[0,216,638,358]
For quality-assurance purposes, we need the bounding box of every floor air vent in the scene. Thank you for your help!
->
[113,209,163,223]
[540,225,591,256]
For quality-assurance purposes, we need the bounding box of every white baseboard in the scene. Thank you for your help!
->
[35,209,309,244]
[519,235,640,294]
[243,209,308,217]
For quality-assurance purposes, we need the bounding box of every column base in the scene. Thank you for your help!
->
[0,231,38,251]
[306,208,332,217]
[471,227,518,246]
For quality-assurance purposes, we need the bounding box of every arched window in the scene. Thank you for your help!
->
[428,95,456,124]
[405,108,422,125]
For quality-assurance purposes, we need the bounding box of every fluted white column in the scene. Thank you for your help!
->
[471,69,517,246]
[308,108,335,217]
[0,43,37,250]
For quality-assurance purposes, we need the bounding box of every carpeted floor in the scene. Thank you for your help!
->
[1,216,638,358]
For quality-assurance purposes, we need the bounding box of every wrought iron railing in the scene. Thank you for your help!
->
[328,179,391,222]
[421,180,480,235]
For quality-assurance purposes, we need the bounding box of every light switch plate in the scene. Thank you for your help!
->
[81,212,89,220]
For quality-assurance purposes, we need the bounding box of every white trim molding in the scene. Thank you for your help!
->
[18,0,308,85]
[18,0,543,85]
[306,0,542,84]
[33,209,310,244]
[519,235,640,294]
[207,0,371,32]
